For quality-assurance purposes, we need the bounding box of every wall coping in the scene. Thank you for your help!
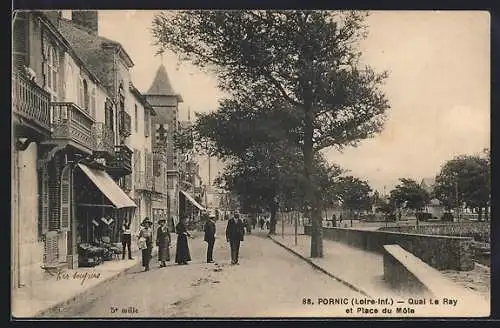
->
[305,225,474,241]
[383,245,475,297]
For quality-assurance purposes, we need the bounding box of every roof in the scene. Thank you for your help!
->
[34,12,103,88]
[129,83,156,116]
[58,18,134,93]
[146,64,184,102]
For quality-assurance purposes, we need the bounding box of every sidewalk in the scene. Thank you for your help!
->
[269,225,490,317]
[12,248,158,318]
[269,226,400,298]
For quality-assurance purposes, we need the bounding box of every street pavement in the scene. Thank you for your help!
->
[42,221,362,318]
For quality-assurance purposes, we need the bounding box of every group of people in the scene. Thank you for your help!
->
[120,211,247,272]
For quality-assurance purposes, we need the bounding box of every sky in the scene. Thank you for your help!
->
[69,10,490,193]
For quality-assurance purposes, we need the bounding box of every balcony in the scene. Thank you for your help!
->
[135,171,154,191]
[119,110,131,137]
[48,102,96,154]
[93,122,115,158]
[107,145,133,177]
[12,73,51,138]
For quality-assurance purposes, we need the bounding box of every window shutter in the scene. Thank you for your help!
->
[59,166,71,231]
[77,79,82,108]
[41,165,50,234]
[91,87,96,119]
[44,231,59,267]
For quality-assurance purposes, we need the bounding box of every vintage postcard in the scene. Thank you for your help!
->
[11,10,490,319]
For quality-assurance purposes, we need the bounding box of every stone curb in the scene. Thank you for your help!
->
[268,235,374,299]
[34,249,157,317]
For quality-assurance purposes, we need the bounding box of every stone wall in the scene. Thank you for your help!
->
[379,222,490,243]
[304,225,474,271]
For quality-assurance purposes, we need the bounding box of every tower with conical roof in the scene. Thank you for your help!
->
[145,64,184,225]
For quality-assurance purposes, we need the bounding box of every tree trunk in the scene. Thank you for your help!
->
[304,99,323,258]
[269,203,277,235]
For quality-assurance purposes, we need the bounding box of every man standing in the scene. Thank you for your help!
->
[204,215,216,263]
[121,218,133,260]
[225,212,245,265]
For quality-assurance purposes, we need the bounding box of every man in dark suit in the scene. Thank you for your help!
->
[204,215,216,263]
[225,212,245,265]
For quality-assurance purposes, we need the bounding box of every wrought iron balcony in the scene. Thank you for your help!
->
[119,110,131,137]
[93,122,115,158]
[135,171,154,191]
[49,102,96,154]
[107,145,133,177]
[12,73,51,138]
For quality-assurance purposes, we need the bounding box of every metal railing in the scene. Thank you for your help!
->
[107,145,133,175]
[93,122,114,155]
[119,110,131,137]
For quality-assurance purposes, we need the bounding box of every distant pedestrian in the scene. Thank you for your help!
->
[252,217,257,230]
[226,212,245,265]
[204,215,216,263]
[156,219,171,268]
[121,218,133,260]
[265,219,270,230]
[137,217,153,271]
[259,218,265,230]
[175,219,191,265]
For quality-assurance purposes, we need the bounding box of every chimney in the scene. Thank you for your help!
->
[44,10,62,27]
[71,10,98,35]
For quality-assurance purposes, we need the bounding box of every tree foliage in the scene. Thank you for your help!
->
[152,10,390,257]
[389,178,430,211]
[433,154,490,219]
[335,176,372,213]
[152,10,389,152]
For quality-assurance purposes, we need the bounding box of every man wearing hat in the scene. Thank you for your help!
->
[156,218,171,268]
[204,213,216,263]
[137,217,153,271]
[225,211,245,265]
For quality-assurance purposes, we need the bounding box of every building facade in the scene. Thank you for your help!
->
[11,10,150,291]
[146,65,184,226]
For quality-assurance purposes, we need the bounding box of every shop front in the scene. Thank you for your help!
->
[179,190,205,230]
[73,163,137,267]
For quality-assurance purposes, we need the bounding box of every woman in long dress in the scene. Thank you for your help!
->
[175,219,191,265]
[156,219,171,268]
[138,217,153,271]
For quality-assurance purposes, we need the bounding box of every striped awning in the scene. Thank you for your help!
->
[180,190,205,211]
[77,164,137,209]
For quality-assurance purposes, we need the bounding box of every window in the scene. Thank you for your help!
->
[42,39,59,99]
[105,99,114,130]
[83,79,89,112]
[144,110,150,137]
[135,104,138,132]
[90,86,96,118]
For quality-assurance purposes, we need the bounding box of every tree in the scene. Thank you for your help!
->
[335,176,372,218]
[433,154,490,221]
[389,178,430,212]
[152,10,390,257]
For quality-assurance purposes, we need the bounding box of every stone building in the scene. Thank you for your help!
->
[12,10,139,291]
